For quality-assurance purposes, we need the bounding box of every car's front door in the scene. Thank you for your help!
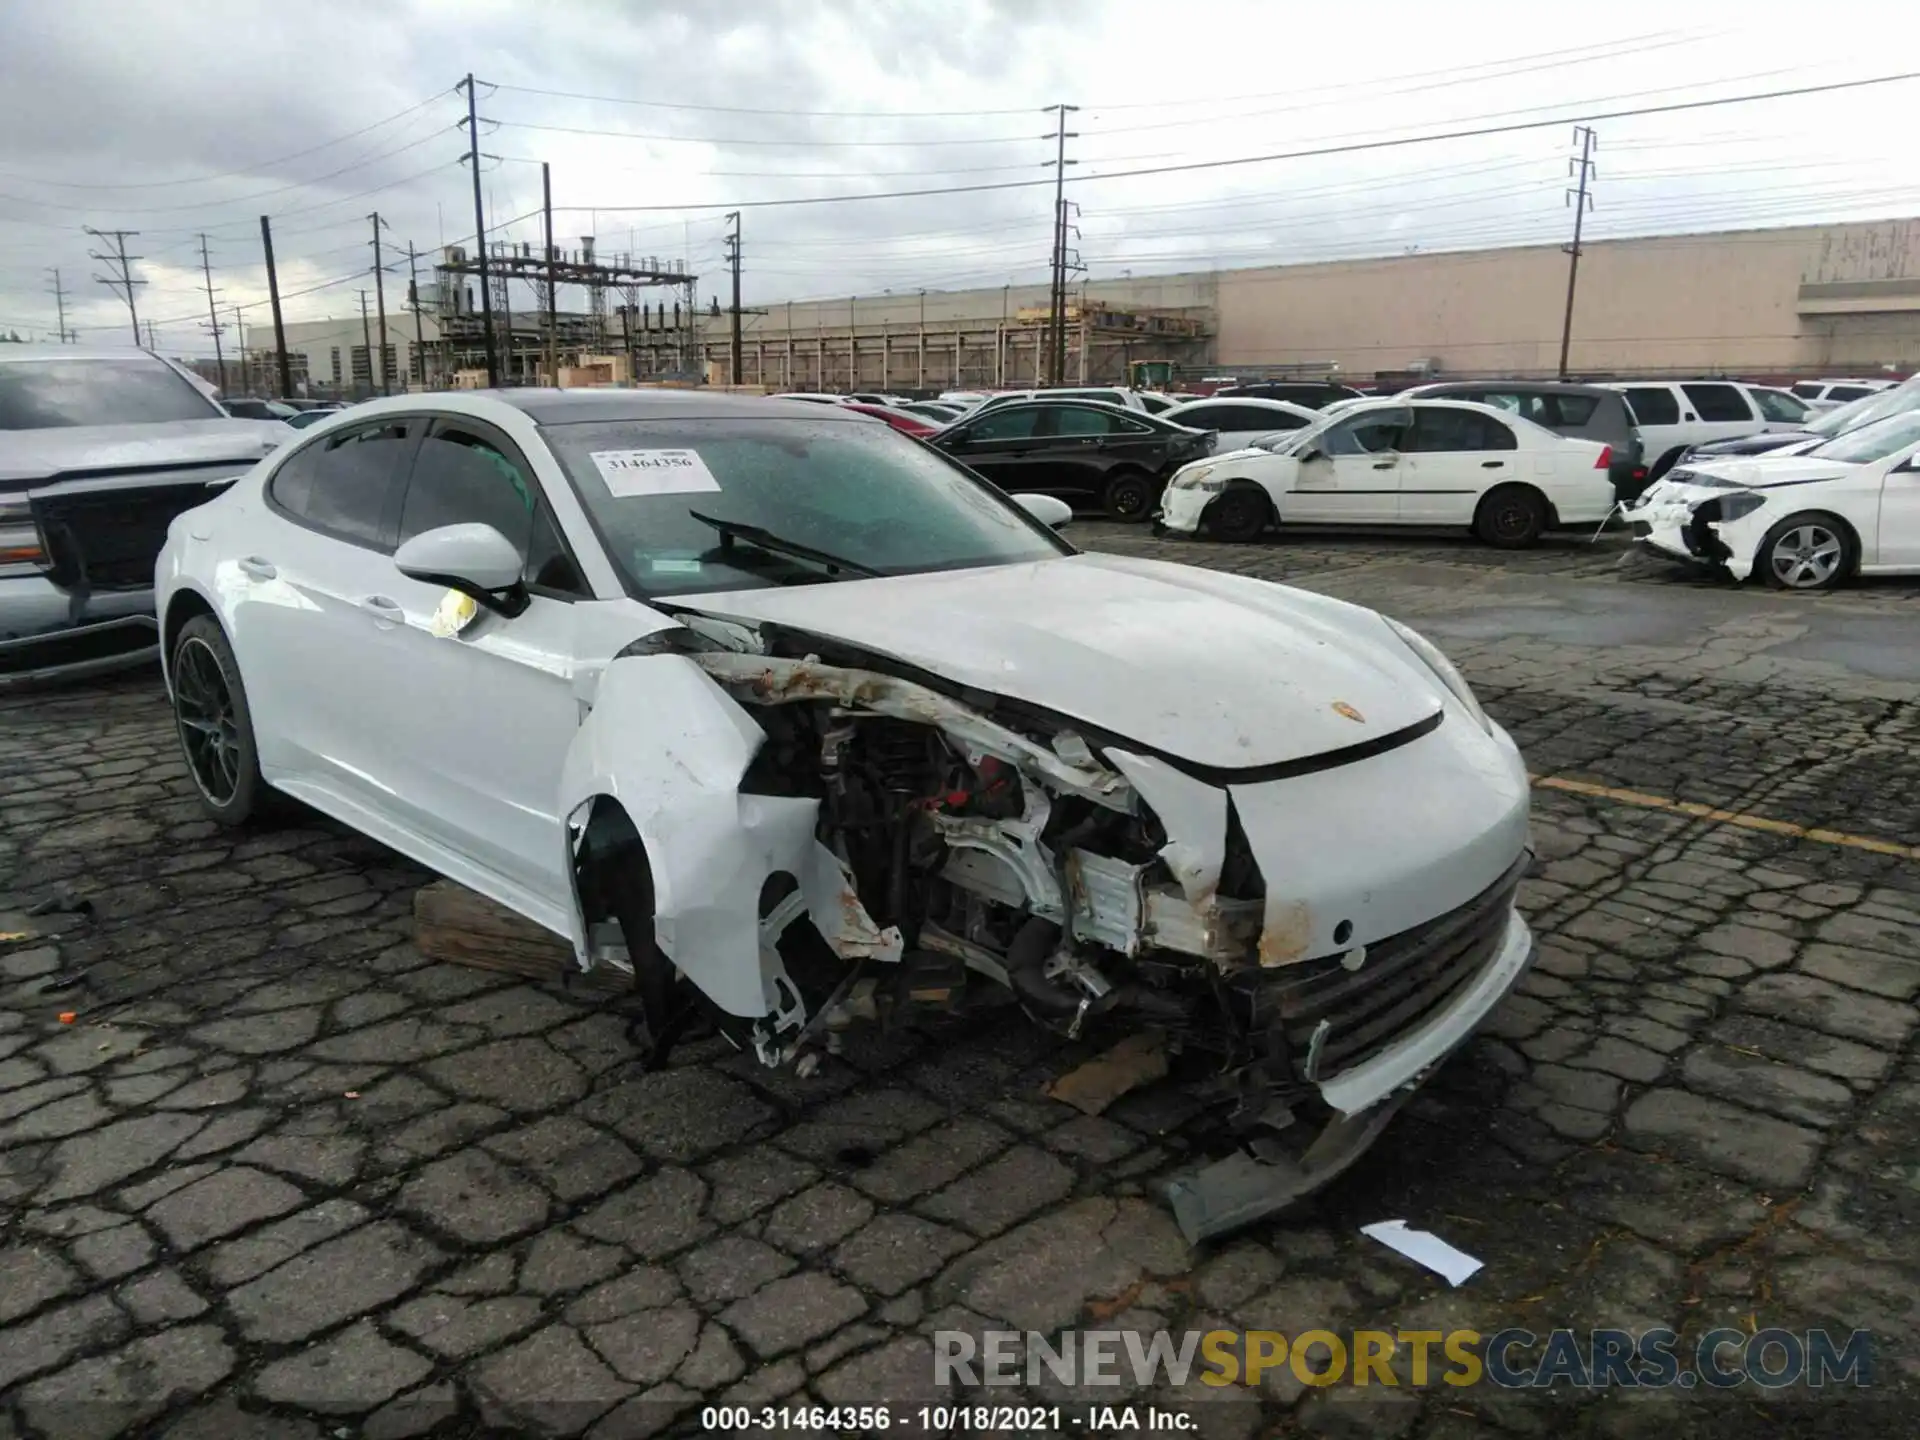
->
[1873,446,1920,570]
[935,405,1046,491]
[1287,408,1409,521]
[230,414,422,811]
[361,416,612,912]
[1400,405,1518,523]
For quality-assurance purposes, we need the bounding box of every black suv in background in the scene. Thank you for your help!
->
[928,399,1214,521]
[1400,381,1646,501]
[1214,380,1366,409]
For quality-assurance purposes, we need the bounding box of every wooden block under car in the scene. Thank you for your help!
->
[412,880,627,990]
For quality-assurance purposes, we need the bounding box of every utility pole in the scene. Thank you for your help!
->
[542,162,557,382]
[724,211,742,387]
[406,242,425,387]
[358,290,373,397]
[1042,104,1079,387]
[143,320,157,350]
[46,268,73,342]
[259,215,292,397]
[233,307,246,392]
[1558,125,1597,382]
[461,73,498,386]
[84,227,145,345]
[369,213,391,395]
[196,235,227,394]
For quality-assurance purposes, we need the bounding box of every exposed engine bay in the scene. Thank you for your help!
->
[563,611,1532,1245]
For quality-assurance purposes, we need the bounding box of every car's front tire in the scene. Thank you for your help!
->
[170,614,269,826]
[1207,485,1273,543]
[1758,512,1854,592]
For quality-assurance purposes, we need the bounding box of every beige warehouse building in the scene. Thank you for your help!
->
[693,215,1920,389]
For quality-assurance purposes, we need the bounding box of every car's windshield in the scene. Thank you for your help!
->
[545,416,1071,598]
[0,358,224,429]
[1805,408,1920,464]
[1804,378,1920,438]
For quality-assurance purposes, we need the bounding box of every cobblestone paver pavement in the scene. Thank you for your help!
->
[3,528,1917,1437]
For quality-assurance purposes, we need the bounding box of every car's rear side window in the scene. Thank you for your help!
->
[1682,383,1753,423]
[268,419,413,551]
[1829,385,1872,401]
[1621,387,1680,426]
[1543,394,1600,426]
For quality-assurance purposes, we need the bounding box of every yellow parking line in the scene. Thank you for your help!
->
[1529,774,1919,859]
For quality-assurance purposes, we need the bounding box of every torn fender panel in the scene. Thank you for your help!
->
[691,650,1134,812]
[1105,748,1227,906]
[1229,719,1530,965]
[558,654,900,1020]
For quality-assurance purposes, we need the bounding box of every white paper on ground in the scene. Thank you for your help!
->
[1360,1219,1483,1286]
[591,449,722,497]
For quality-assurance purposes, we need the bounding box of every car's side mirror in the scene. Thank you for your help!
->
[394,523,529,616]
[1012,493,1073,529]
[1298,447,1324,464]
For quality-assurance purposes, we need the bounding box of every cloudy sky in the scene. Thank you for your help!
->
[3,0,1919,356]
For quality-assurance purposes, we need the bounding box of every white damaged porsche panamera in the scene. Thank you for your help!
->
[155,390,1536,1240]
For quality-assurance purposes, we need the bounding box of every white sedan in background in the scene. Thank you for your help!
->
[1156,398,1617,546]
[1159,395,1322,453]
[1624,408,1920,590]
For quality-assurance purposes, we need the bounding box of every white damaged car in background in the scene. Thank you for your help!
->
[1624,407,1920,591]
[155,390,1537,1241]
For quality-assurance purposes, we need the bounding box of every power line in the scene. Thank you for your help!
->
[0,126,462,216]
[489,118,1044,148]
[0,90,457,191]
[478,32,1715,120]
[549,69,1920,215]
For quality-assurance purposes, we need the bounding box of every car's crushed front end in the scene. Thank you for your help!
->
[559,557,1535,1241]
[1155,450,1285,535]
[1623,458,1850,581]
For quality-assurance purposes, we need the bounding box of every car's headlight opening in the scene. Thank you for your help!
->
[1170,465,1223,493]
[1385,617,1491,733]
[1712,490,1768,522]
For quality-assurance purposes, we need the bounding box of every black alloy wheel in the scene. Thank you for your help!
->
[171,615,268,824]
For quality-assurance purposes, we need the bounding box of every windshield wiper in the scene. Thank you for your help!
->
[685,510,882,579]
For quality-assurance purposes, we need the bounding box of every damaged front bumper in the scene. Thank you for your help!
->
[1166,905,1536,1242]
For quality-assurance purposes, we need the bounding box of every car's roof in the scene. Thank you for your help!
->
[1167,394,1313,407]
[491,388,871,425]
[0,344,167,364]
[1408,380,1618,398]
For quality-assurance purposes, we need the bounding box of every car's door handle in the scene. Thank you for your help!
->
[238,556,276,581]
[1371,460,1396,470]
[359,595,403,622]
[1481,460,1506,468]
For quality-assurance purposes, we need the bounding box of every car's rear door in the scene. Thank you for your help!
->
[1682,382,1762,445]
[229,413,422,810]
[1400,405,1516,522]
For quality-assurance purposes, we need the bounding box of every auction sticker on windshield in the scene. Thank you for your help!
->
[590,449,722,497]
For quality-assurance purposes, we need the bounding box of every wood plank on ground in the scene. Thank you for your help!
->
[413,880,628,990]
